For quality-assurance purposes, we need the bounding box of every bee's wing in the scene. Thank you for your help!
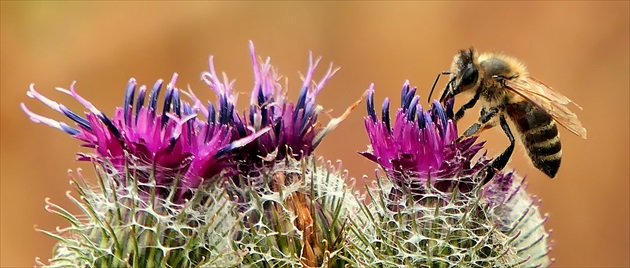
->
[505,77,587,139]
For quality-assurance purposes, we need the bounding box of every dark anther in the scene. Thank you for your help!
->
[207,102,216,124]
[260,105,269,127]
[366,90,377,122]
[407,96,419,122]
[382,97,391,133]
[183,103,193,141]
[60,105,91,131]
[161,88,174,129]
[135,86,146,126]
[60,124,81,136]
[234,116,247,137]
[432,101,448,133]
[257,85,266,106]
[123,80,136,127]
[295,86,308,120]
[218,96,231,125]
[172,89,181,117]
[400,84,411,109]
[97,113,122,142]
[148,80,163,118]
[401,86,417,111]
[417,108,426,129]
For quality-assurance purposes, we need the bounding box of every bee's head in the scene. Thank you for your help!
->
[440,47,481,102]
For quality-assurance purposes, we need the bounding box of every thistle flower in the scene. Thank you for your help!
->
[21,73,270,203]
[195,43,355,181]
[198,43,361,267]
[22,71,264,267]
[346,82,552,267]
[23,42,361,268]
[360,82,487,200]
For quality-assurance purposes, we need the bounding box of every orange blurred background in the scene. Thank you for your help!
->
[2,2,628,267]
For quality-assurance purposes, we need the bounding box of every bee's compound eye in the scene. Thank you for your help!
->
[461,63,478,86]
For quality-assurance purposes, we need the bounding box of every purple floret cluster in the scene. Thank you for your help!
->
[21,42,341,203]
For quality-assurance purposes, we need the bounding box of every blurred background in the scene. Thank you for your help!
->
[1,2,628,267]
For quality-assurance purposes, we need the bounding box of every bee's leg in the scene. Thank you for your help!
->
[483,115,515,184]
[454,90,481,122]
[462,106,500,137]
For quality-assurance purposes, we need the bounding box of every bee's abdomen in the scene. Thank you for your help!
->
[507,102,562,178]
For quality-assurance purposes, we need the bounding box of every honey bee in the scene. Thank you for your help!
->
[429,47,587,181]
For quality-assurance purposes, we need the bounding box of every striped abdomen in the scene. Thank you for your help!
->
[506,101,562,178]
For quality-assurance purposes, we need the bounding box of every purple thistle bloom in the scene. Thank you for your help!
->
[192,41,356,178]
[361,81,494,195]
[356,82,551,266]
[21,41,353,202]
[21,74,267,203]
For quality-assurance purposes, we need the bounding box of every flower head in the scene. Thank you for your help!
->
[348,82,551,267]
[194,42,354,179]
[361,81,491,198]
[22,73,268,203]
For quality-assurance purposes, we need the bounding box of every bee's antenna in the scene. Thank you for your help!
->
[428,71,451,103]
